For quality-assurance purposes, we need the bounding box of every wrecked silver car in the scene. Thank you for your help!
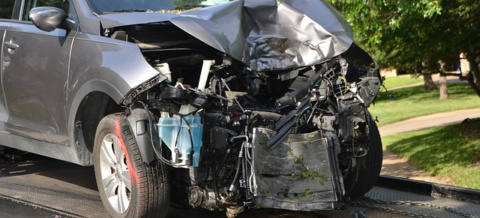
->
[0,0,382,217]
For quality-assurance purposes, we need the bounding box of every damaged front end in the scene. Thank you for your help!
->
[121,44,381,215]
[104,0,383,216]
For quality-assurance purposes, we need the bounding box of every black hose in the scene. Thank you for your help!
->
[215,149,230,176]
[212,164,219,205]
[137,102,173,166]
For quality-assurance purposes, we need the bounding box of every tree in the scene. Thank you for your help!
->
[327,0,480,98]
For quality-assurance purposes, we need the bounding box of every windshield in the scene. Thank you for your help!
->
[87,0,231,14]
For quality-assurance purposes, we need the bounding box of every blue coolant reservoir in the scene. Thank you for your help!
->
[157,114,203,168]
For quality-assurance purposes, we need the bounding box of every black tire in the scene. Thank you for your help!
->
[343,115,383,198]
[93,113,170,218]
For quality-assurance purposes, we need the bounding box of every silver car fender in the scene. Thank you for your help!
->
[66,33,163,165]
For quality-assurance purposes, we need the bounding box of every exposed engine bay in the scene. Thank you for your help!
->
[114,22,382,216]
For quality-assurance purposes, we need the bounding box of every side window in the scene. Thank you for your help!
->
[20,0,69,21]
[0,0,16,19]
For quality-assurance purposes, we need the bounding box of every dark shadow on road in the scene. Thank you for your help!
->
[0,151,97,191]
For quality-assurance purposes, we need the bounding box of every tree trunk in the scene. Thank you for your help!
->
[466,56,480,97]
[439,74,449,99]
[422,71,437,91]
[466,72,480,97]
[438,61,449,99]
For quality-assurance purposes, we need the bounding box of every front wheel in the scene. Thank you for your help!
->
[342,115,383,198]
[93,113,170,218]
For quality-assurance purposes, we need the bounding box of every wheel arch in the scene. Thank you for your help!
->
[68,80,125,165]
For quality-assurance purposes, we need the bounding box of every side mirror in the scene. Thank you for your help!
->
[29,7,68,32]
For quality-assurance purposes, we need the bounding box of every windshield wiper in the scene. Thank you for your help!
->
[103,9,148,14]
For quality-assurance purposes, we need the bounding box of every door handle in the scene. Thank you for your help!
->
[4,41,19,54]
[4,41,19,49]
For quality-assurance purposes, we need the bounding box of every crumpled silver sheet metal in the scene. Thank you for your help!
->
[252,128,339,211]
[99,0,353,71]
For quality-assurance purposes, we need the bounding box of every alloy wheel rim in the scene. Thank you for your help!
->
[99,133,131,213]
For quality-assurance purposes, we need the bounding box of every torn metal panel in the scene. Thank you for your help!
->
[356,77,381,108]
[98,0,352,71]
[252,128,340,211]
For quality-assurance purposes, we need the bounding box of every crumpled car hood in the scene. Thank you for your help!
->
[99,0,353,71]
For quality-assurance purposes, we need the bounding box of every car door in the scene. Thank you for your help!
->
[0,0,17,131]
[2,0,74,145]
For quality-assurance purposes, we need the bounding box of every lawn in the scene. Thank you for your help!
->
[383,76,423,89]
[382,119,480,189]
[369,83,480,126]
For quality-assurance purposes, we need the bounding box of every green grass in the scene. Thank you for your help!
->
[369,83,480,126]
[382,119,480,189]
[383,76,423,89]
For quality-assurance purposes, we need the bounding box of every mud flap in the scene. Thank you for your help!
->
[252,128,344,210]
